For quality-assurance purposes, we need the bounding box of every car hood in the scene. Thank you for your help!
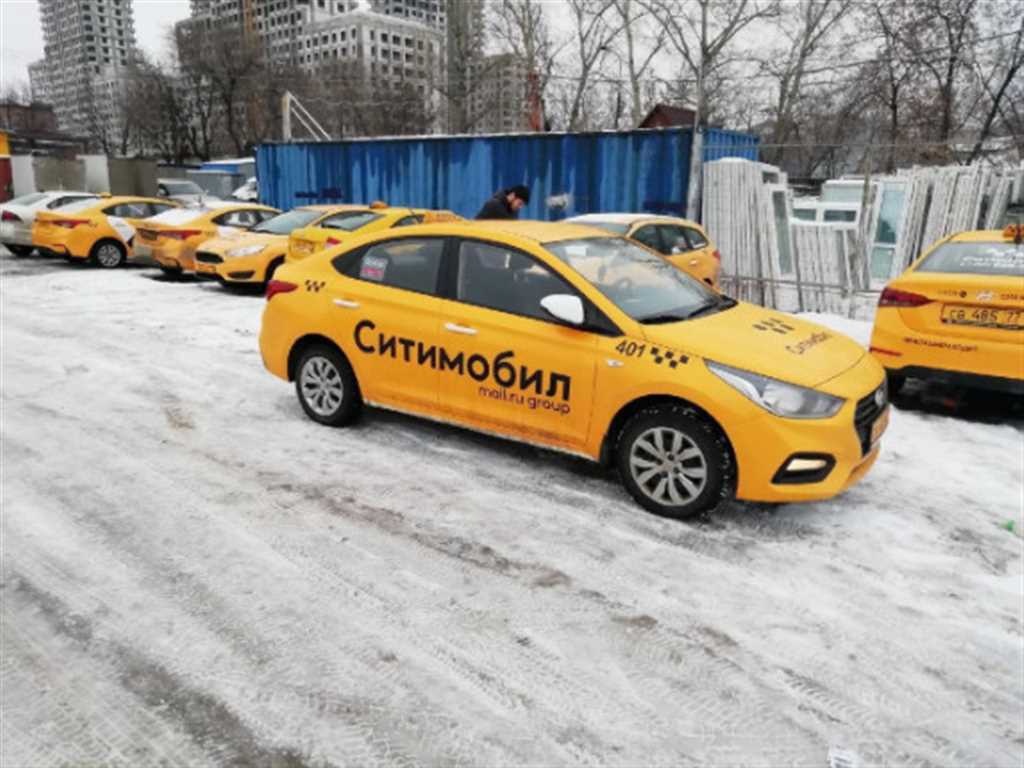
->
[640,301,866,388]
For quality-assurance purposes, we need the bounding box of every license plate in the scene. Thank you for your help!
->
[870,407,889,446]
[941,304,1023,330]
[0,222,13,238]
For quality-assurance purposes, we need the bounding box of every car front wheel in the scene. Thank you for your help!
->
[616,405,733,518]
[6,244,33,257]
[295,344,361,426]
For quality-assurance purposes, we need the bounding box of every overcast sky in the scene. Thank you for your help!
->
[1,0,191,92]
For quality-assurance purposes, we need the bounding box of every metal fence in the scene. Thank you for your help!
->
[256,127,759,219]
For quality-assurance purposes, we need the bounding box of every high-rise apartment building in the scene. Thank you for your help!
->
[472,53,530,134]
[370,0,445,30]
[29,0,138,144]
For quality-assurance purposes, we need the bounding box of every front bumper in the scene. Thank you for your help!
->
[205,251,268,283]
[730,355,888,503]
[153,242,196,271]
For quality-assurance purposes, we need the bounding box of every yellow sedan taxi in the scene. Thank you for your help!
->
[32,196,179,268]
[287,203,461,262]
[135,202,279,274]
[869,226,1024,396]
[194,205,362,287]
[259,220,889,519]
[566,213,721,290]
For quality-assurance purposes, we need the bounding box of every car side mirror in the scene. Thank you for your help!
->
[540,294,584,326]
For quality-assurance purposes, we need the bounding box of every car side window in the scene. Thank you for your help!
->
[343,237,444,295]
[254,209,276,223]
[104,203,147,218]
[392,214,423,227]
[657,225,693,254]
[215,210,257,228]
[455,240,576,322]
[49,195,94,209]
[148,203,176,216]
[632,225,664,254]
[684,227,709,249]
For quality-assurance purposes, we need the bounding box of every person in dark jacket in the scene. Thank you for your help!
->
[475,185,530,219]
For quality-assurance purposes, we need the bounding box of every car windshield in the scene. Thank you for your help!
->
[251,208,321,234]
[54,198,101,213]
[917,242,1024,277]
[162,180,203,195]
[321,211,383,231]
[545,237,726,323]
[7,192,48,207]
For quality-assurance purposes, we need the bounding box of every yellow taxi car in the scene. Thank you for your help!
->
[259,220,889,519]
[566,213,721,290]
[32,196,179,268]
[287,203,461,262]
[135,201,279,274]
[869,225,1024,396]
[194,205,363,287]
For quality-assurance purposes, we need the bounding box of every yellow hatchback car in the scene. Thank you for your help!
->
[195,205,361,287]
[869,226,1024,396]
[135,202,280,275]
[287,204,461,262]
[260,221,889,518]
[32,196,179,268]
[566,213,721,290]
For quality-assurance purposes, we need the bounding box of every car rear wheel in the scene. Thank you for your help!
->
[616,405,733,518]
[886,372,906,398]
[90,240,126,269]
[295,344,361,427]
[6,244,33,257]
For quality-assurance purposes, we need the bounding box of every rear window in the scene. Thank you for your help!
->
[7,193,48,206]
[917,242,1023,277]
[146,207,207,226]
[321,211,382,231]
[574,220,630,235]
[53,198,100,214]
[161,180,203,195]
[251,208,321,234]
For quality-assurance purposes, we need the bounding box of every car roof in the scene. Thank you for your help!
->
[567,212,692,225]
[91,195,171,206]
[464,220,621,244]
[301,204,370,213]
[948,229,1017,242]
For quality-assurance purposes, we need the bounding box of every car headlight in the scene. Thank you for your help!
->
[226,244,265,258]
[706,360,845,419]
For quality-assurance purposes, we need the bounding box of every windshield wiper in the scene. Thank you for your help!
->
[638,313,688,325]
[684,296,736,320]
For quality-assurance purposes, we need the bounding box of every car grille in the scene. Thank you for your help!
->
[853,382,887,456]
[195,251,223,264]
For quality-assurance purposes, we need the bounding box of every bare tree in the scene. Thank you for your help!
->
[967,8,1024,161]
[611,0,666,126]
[563,0,624,130]
[490,0,561,127]
[758,0,855,170]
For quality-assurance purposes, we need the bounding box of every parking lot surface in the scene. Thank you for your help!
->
[2,248,1021,767]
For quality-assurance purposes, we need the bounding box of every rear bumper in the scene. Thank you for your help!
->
[153,243,196,271]
[888,365,1024,394]
[0,224,33,246]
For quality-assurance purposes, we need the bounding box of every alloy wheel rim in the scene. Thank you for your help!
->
[629,427,708,507]
[97,244,121,267]
[300,356,344,416]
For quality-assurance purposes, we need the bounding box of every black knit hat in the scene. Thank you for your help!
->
[509,185,530,204]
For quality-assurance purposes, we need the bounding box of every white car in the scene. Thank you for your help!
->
[1,190,101,256]
[157,178,220,205]
[232,177,258,202]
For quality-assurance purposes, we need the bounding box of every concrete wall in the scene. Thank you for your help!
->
[108,158,158,196]
[11,156,35,196]
[80,155,111,193]
[31,156,85,192]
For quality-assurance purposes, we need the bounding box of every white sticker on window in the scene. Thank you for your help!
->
[107,216,135,242]
[218,225,240,237]
[360,254,388,282]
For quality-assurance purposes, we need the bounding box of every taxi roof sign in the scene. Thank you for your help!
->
[1002,223,1023,244]
[421,211,463,223]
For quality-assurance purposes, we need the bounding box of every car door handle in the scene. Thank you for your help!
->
[333,298,360,309]
[444,322,478,336]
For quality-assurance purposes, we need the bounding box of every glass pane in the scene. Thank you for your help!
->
[917,242,1023,277]
[358,238,444,294]
[773,191,793,274]
[823,209,857,223]
[870,246,895,280]
[252,208,321,234]
[322,212,382,231]
[821,183,864,203]
[456,241,569,321]
[874,188,906,244]
[792,209,816,221]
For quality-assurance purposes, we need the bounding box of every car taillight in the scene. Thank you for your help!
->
[266,280,298,300]
[1,210,20,222]
[161,229,203,241]
[51,218,91,229]
[878,287,932,308]
[869,346,902,357]
[326,237,341,246]
[712,249,721,261]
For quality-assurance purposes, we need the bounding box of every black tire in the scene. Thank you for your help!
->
[5,244,33,257]
[886,372,906,398]
[294,344,361,427]
[89,239,126,269]
[159,265,183,277]
[616,404,734,519]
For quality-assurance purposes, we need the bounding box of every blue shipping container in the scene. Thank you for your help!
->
[256,128,758,220]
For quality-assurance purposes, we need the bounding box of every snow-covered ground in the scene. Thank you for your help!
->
[2,247,1022,767]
